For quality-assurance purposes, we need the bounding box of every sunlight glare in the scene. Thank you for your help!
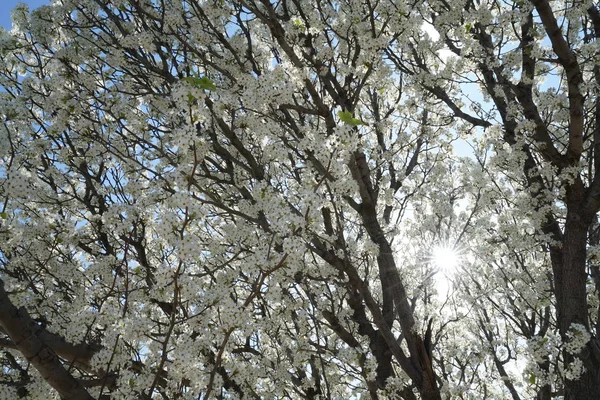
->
[431,244,460,271]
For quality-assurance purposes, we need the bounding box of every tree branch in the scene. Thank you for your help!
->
[0,281,94,400]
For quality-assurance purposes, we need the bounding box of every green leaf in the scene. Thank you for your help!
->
[0,212,7,219]
[528,373,536,385]
[292,19,305,30]
[338,110,364,126]
[465,23,472,33]
[182,76,217,91]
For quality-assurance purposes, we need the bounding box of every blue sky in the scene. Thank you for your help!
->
[1,0,50,30]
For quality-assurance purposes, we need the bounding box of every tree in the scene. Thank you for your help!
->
[402,0,600,397]
[0,0,598,399]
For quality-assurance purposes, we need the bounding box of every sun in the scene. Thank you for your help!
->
[431,243,461,271]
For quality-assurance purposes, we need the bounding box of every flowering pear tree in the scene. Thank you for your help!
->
[400,0,600,397]
[0,0,461,398]
[0,0,598,400]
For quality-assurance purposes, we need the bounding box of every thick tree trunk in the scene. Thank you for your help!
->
[565,368,600,400]
[556,211,589,334]
[553,208,600,398]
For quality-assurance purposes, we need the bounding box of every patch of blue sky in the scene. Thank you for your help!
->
[1,0,51,31]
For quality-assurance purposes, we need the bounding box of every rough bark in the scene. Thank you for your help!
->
[558,210,600,399]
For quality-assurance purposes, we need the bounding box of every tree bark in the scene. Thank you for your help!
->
[553,205,600,398]
[565,370,600,400]
[0,282,94,400]
[348,151,442,400]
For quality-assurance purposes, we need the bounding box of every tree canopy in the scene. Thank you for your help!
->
[0,0,599,399]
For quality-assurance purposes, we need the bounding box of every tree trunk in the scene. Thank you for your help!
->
[554,207,600,398]
[565,367,600,400]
